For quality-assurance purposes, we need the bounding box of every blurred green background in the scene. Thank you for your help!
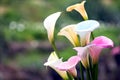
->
[0,0,120,80]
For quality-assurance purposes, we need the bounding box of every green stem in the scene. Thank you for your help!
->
[89,56,93,80]
[93,63,98,80]
[86,68,91,80]
[67,72,74,80]
[80,62,84,80]
[51,41,59,56]
[91,32,94,40]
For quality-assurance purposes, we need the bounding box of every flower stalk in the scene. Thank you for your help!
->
[51,41,59,56]
[91,32,95,40]
[80,62,85,80]
[92,63,98,80]
[67,72,74,80]
[86,67,92,80]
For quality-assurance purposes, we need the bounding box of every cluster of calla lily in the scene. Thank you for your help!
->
[43,1,113,80]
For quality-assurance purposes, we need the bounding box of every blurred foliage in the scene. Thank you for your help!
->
[4,21,46,41]
[0,0,119,41]
[0,0,120,24]
[94,24,120,45]
[4,50,47,68]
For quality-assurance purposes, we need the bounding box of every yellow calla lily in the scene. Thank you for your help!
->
[44,52,68,79]
[43,12,61,44]
[58,24,80,47]
[66,1,88,20]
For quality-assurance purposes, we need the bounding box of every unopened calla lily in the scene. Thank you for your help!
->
[43,12,61,44]
[66,1,88,20]
[44,52,68,79]
[58,24,80,47]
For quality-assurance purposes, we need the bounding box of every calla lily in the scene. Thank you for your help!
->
[89,36,113,63]
[43,12,61,44]
[74,36,113,68]
[66,1,88,20]
[56,56,80,77]
[75,20,100,46]
[44,52,68,79]
[74,47,90,68]
[58,24,80,47]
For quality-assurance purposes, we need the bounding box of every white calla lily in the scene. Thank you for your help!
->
[43,12,61,44]
[75,20,100,46]
[44,52,68,79]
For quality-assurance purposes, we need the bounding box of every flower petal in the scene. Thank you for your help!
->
[76,20,100,32]
[56,56,80,77]
[56,56,80,70]
[74,47,89,68]
[44,51,62,67]
[88,45,102,64]
[91,36,114,48]
[66,1,88,20]
[68,67,77,77]
[43,12,61,43]
[58,24,80,47]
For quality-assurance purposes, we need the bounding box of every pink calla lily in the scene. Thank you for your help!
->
[89,36,113,63]
[74,36,113,67]
[56,56,80,77]
[74,47,90,68]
